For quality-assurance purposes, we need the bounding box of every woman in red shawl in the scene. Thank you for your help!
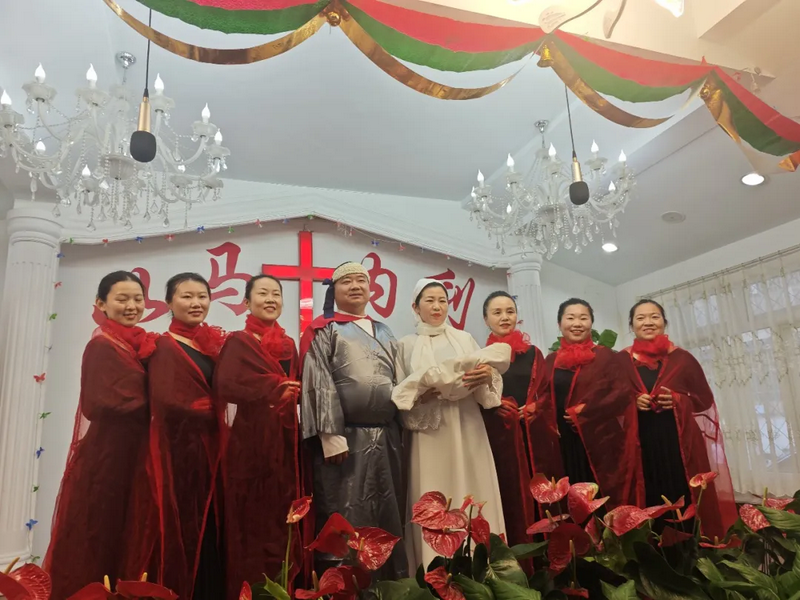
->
[527,298,643,508]
[45,271,158,599]
[148,272,226,599]
[481,291,544,549]
[214,274,301,600]
[620,299,737,538]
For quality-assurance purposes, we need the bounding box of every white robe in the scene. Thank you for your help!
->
[395,327,507,571]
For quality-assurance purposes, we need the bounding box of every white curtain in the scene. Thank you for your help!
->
[650,248,800,496]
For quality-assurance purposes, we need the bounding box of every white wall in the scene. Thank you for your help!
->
[614,215,800,346]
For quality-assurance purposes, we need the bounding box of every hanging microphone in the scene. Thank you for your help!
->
[569,151,589,205]
[130,89,157,163]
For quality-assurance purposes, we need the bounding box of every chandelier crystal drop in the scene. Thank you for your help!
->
[462,120,635,259]
[0,53,231,230]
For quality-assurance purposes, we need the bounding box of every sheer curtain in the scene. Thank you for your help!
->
[650,246,800,496]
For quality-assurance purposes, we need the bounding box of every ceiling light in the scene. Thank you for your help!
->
[741,172,765,186]
[661,211,686,224]
[602,242,618,253]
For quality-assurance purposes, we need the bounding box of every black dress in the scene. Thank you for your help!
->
[502,347,537,406]
[554,369,595,485]
[637,364,691,508]
[178,342,226,600]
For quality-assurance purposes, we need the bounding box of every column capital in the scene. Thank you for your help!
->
[506,252,543,275]
[7,204,62,247]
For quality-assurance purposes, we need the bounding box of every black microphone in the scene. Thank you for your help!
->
[569,152,590,205]
[130,88,157,163]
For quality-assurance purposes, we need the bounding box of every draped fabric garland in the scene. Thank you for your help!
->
[105,0,800,171]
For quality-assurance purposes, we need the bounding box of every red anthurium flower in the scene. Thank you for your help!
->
[348,527,401,571]
[530,474,570,504]
[699,535,740,549]
[764,497,793,510]
[603,506,652,537]
[422,527,469,558]
[308,513,356,557]
[67,583,116,600]
[412,492,468,530]
[659,526,693,548]
[547,523,592,574]
[689,472,718,490]
[665,504,696,523]
[239,582,252,600]
[296,567,370,600]
[460,497,491,547]
[585,518,603,549]
[568,483,610,524]
[424,567,465,600]
[0,563,51,600]
[561,587,590,598]
[115,580,178,599]
[287,496,313,524]
[644,496,686,519]
[526,512,570,535]
[740,505,770,532]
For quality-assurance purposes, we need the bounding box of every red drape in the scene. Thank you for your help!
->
[482,347,545,550]
[147,335,221,599]
[44,331,151,599]
[526,346,644,508]
[214,331,302,600]
[620,347,737,539]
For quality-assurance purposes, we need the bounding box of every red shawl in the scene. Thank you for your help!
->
[620,346,737,539]
[147,335,220,599]
[45,331,150,600]
[526,346,644,508]
[481,342,546,562]
[214,331,301,600]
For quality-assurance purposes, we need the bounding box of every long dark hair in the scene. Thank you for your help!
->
[165,272,211,302]
[414,281,448,306]
[97,271,145,301]
[245,274,283,301]
[483,291,516,317]
[628,299,668,327]
[557,297,594,323]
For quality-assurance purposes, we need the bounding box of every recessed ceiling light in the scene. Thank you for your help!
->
[741,172,765,186]
[661,211,686,224]
[602,242,618,253]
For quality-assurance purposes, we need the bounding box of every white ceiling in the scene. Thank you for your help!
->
[1,0,799,285]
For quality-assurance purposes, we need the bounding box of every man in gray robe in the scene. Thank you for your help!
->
[300,261,408,580]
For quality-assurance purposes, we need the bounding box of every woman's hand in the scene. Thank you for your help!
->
[419,388,440,404]
[656,387,674,410]
[463,364,494,390]
[279,380,301,400]
[636,393,652,411]
[522,402,536,423]
[496,399,518,419]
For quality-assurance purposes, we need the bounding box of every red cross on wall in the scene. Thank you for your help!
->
[262,231,335,334]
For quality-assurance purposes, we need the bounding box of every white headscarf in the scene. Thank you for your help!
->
[409,278,473,372]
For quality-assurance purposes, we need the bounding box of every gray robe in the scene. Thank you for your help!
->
[301,321,408,580]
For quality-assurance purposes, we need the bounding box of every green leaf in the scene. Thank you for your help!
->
[696,558,724,584]
[591,330,601,343]
[621,527,652,562]
[597,329,618,349]
[549,340,561,352]
[758,506,800,532]
[720,560,779,597]
[39,412,51,419]
[633,542,708,599]
[487,533,529,588]
[511,541,549,560]
[262,575,290,600]
[601,580,638,600]
[454,575,496,600]
[595,525,627,575]
[473,542,489,582]
[487,578,542,600]
[376,579,438,600]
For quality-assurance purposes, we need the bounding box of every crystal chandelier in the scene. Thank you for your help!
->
[0,52,230,231]
[462,119,635,259]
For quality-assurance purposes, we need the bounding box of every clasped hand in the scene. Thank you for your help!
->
[636,386,674,411]
[462,363,493,390]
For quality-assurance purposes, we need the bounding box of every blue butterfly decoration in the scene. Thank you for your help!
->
[196,226,205,234]
[56,252,65,259]
[25,519,38,531]
[135,236,144,243]
[35,447,44,458]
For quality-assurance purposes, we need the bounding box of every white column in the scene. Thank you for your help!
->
[0,206,61,567]
[507,252,547,351]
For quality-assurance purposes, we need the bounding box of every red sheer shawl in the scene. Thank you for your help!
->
[526,346,644,508]
[147,335,220,599]
[620,347,737,538]
[44,332,150,600]
[481,345,546,556]
[214,331,301,600]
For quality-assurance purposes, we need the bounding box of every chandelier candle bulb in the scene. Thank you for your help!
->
[34,64,46,84]
[35,141,46,154]
[214,130,223,145]
[608,181,616,192]
[0,91,11,107]
[506,154,515,172]
[201,104,211,124]
[477,170,485,185]
[81,166,91,178]
[618,150,627,163]
[548,143,557,158]
[591,140,599,154]
[154,74,164,94]
[86,64,98,88]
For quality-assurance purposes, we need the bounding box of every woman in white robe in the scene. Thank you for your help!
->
[394,278,510,571]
